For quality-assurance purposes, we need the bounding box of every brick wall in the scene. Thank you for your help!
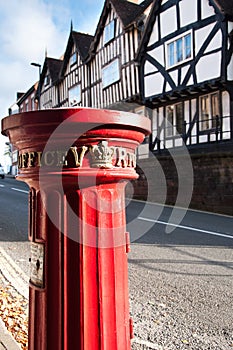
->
[128,147,233,216]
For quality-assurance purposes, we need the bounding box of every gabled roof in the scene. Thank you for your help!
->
[39,57,63,87]
[46,58,63,84]
[111,0,151,27]
[60,31,94,76]
[36,57,62,99]
[17,83,38,105]
[89,0,153,58]
[72,31,94,61]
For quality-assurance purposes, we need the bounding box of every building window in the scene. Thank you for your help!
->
[70,52,77,66]
[200,93,220,131]
[31,96,35,111]
[68,84,81,106]
[166,31,192,68]
[102,59,120,88]
[103,20,115,44]
[166,103,183,137]
[44,75,50,87]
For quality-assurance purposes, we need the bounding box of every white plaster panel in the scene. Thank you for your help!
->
[158,107,164,125]
[195,23,215,54]
[223,131,231,139]
[169,70,178,87]
[184,101,189,123]
[165,140,173,148]
[199,135,208,143]
[228,22,233,34]
[181,66,189,84]
[196,52,221,82]
[150,46,165,66]
[205,30,222,52]
[180,0,197,27]
[222,91,230,117]
[152,109,158,131]
[160,6,177,38]
[144,73,164,97]
[187,76,194,86]
[222,91,230,136]
[191,99,197,139]
[201,0,215,19]
[227,23,233,80]
[175,138,183,147]
[210,134,216,141]
[227,57,233,81]
[191,136,197,144]
[148,20,159,46]
[145,61,158,75]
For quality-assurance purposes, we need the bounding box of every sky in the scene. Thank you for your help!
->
[0,0,104,164]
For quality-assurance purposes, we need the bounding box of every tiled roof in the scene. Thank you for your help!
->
[72,32,94,61]
[111,0,153,27]
[110,0,151,27]
[214,0,233,17]
[89,0,153,57]
[46,58,63,84]
[60,31,94,76]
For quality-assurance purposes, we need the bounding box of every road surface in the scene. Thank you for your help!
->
[0,176,233,349]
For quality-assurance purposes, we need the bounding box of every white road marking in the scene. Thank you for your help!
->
[138,216,233,240]
[11,187,28,194]
[0,184,5,187]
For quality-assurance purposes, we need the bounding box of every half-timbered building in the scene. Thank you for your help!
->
[39,57,63,109]
[133,0,233,215]
[58,30,94,107]
[18,83,39,113]
[87,0,153,110]
[6,0,233,214]
[137,0,233,152]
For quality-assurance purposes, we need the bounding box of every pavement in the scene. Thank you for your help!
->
[0,246,28,350]
[0,318,20,350]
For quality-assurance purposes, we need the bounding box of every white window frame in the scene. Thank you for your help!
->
[199,92,220,131]
[166,102,183,137]
[103,20,115,44]
[166,30,193,68]
[44,75,50,87]
[70,52,77,66]
[102,59,120,88]
[68,84,81,106]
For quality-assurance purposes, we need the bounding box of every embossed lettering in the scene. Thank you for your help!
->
[18,145,136,169]
[28,152,35,167]
[44,151,55,166]
[116,148,128,168]
[69,146,88,167]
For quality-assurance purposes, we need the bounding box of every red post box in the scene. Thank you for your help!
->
[1,108,150,350]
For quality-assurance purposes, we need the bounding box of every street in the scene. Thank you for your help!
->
[1,177,233,248]
[0,177,233,349]
[0,177,28,242]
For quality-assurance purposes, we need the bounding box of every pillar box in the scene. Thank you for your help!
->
[1,108,150,350]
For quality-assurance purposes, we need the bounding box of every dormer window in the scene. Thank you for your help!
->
[68,84,81,106]
[70,52,77,66]
[103,20,115,44]
[102,59,120,88]
[166,31,192,68]
[44,75,50,86]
